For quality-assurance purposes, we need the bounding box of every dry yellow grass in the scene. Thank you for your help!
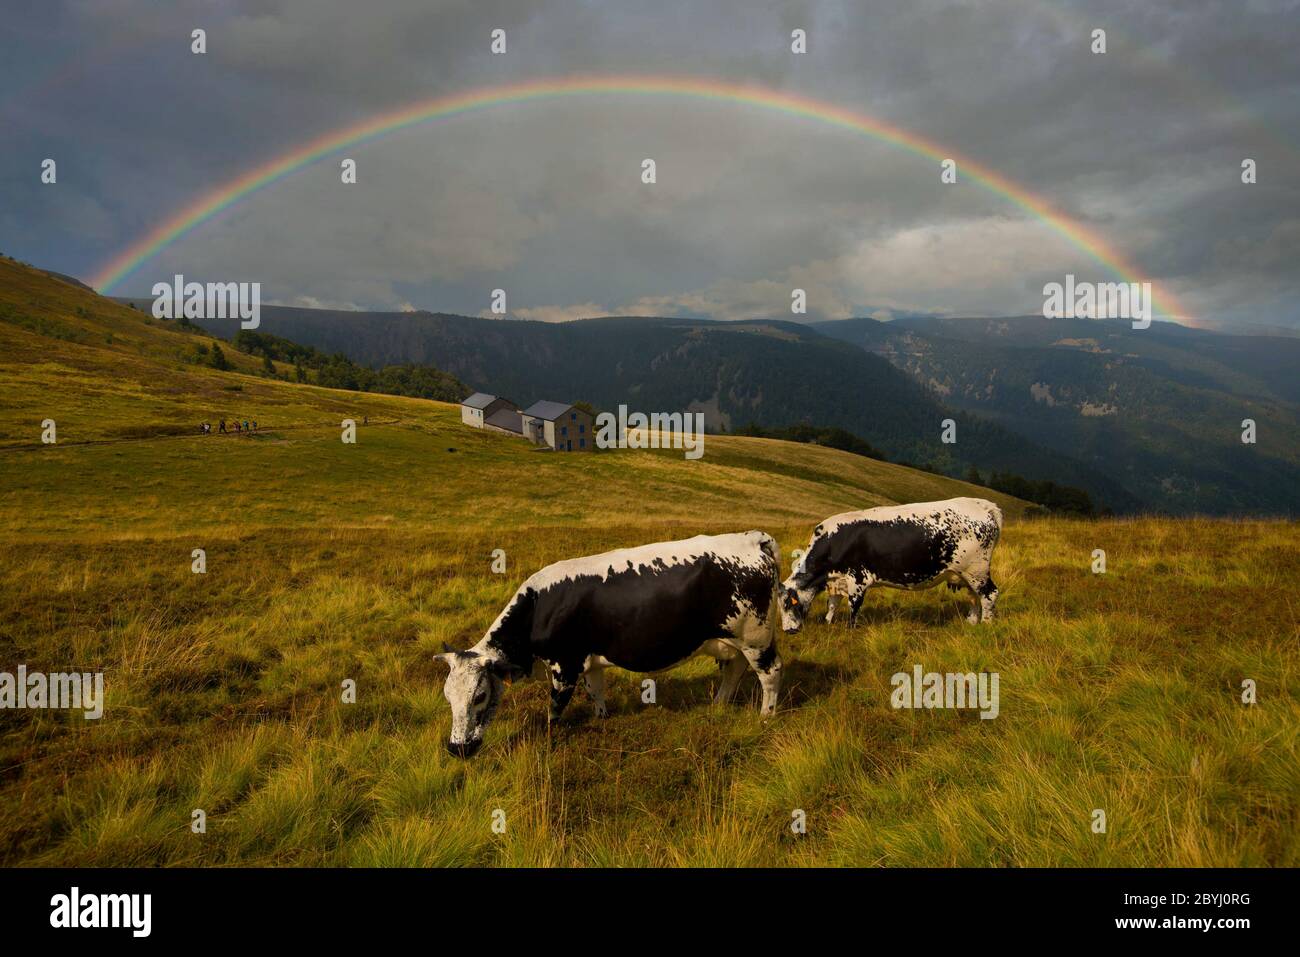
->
[0,257,1296,866]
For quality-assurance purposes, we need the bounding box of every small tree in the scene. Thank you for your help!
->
[965,465,983,486]
[208,344,231,370]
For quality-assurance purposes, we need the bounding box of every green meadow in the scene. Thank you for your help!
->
[0,258,1296,866]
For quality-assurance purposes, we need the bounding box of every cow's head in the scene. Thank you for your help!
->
[779,580,817,633]
[780,538,822,633]
[433,645,522,758]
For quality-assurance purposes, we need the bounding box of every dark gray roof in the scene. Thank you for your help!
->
[461,392,498,410]
[484,407,523,434]
[520,400,574,421]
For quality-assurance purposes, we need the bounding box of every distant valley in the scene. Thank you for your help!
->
[815,315,1300,515]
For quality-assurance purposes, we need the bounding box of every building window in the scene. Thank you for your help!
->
[571,413,576,421]
[561,426,568,436]
[580,438,585,448]
[579,423,585,433]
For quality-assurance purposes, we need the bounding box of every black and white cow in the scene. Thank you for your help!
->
[435,531,783,757]
[781,497,1002,632]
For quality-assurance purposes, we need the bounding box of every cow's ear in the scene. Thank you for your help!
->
[433,652,454,667]
[442,642,456,653]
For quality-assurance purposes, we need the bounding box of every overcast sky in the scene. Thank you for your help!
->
[2,0,1297,327]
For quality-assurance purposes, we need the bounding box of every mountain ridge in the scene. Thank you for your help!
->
[815,315,1300,515]
[107,296,1300,515]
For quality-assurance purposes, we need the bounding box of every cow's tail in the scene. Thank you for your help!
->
[753,530,780,568]
[750,531,783,641]
[988,502,1004,543]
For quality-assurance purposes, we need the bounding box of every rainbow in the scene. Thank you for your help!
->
[90,74,1189,321]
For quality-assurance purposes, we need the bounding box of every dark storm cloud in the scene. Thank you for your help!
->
[1,0,1296,326]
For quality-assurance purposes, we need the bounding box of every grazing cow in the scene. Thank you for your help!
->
[782,497,1002,632]
[435,531,783,758]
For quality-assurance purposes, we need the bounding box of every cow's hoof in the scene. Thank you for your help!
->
[593,705,609,719]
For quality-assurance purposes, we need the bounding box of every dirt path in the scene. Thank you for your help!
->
[0,417,404,453]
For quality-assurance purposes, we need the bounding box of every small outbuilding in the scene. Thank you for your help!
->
[461,393,518,430]
[519,401,595,452]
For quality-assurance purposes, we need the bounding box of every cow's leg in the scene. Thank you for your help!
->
[740,640,782,716]
[960,565,998,623]
[845,581,870,627]
[583,665,609,719]
[548,662,579,722]
[978,574,999,622]
[824,590,841,624]
[714,652,748,705]
[957,573,983,623]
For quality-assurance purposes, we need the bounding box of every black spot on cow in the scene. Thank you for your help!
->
[490,555,771,674]
[804,517,957,587]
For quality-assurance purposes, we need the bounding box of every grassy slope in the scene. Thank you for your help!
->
[0,259,1296,866]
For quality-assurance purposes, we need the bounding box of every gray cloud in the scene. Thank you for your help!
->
[1,0,1296,328]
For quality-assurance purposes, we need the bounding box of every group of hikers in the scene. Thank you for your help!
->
[199,418,258,435]
[196,415,374,435]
